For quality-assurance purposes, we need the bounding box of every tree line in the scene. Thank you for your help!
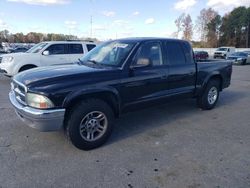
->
[0,30,80,43]
[0,30,99,44]
[174,6,250,48]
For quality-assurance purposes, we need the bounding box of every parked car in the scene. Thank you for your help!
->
[9,38,233,150]
[194,51,209,61]
[227,52,250,65]
[214,47,235,59]
[8,47,29,53]
[13,47,29,53]
[243,51,250,56]
[0,41,97,76]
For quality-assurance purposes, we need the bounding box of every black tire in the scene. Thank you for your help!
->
[197,79,220,110]
[65,99,114,150]
[19,65,36,72]
[242,59,246,65]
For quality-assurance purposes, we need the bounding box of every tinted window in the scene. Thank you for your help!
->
[166,41,186,65]
[86,44,96,51]
[135,42,163,66]
[68,44,83,54]
[182,42,194,64]
[46,44,66,55]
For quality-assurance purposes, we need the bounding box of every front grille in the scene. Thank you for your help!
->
[11,80,27,105]
[0,57,2,63]
[215,52,222,55]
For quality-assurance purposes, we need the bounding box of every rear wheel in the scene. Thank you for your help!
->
[197,79,220,110]
[65,99,114,150]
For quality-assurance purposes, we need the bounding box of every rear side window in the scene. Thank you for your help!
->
[182,42,194,64]
[68,44,83,54]
[86,44,96,51]
[166,41,186,65]
[46,44,66,55]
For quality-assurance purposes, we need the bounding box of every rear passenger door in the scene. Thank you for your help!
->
[165,41,196,95]
[40,44,70,66]
[68,43,84,63]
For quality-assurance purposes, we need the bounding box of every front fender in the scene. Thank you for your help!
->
[62,86,121,112]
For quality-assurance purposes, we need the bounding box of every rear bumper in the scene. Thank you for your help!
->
[9,91,65,132]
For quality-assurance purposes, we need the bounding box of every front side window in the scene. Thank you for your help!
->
[68,44,83,54]
[46,44,66,55]
[134,42,163,66]
[79,41,136,66]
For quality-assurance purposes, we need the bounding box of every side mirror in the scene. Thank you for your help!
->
[42,50,50,56]
[130,58,152,69]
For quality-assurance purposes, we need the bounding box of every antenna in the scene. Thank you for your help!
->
[90,15,93,38]
[90,0,93,38]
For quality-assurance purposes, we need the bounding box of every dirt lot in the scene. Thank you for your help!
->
[0,65,250,188]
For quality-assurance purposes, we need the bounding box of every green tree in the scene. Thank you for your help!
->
[219,6,249,47]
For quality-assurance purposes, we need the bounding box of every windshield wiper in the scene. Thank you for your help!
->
[87,59,98,64]
[78,58,84,64]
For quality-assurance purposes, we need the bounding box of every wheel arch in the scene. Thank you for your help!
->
[200,73,223,95]
[63,88,121,118]
[19,64,37,72]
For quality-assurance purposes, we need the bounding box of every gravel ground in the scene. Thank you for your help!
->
[0,65,250,188]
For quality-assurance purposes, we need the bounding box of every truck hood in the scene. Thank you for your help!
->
[0,52,38,61]
[14,64,113,87]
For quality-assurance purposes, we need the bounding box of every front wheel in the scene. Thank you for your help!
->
[197,79,220,110]
[65,99,114,150]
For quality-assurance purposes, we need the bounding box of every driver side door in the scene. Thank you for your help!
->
[120,41,169,108]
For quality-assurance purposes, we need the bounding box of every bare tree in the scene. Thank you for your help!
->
[175,13,185,39]
[182,14,193,41]
[195,8,218,46]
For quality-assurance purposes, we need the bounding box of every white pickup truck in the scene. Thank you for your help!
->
[0,41,96,77]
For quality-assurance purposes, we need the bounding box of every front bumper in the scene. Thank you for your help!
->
[9,91,65,132]
[214,54,226,58]
[0,63,13,76]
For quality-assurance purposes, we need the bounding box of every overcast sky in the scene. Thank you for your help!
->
[0,0,249,40]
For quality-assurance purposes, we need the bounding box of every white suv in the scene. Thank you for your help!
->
[0,41,96,76]
[214,47,235,59]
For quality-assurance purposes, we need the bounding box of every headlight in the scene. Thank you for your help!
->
[2,56,14,63]
[26,93,54,109]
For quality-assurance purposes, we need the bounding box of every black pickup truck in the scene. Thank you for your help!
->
[9,38,232,150]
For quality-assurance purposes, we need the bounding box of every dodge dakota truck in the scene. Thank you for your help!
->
[9,38,233,150]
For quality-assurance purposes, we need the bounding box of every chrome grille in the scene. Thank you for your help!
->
[11,80,27,105]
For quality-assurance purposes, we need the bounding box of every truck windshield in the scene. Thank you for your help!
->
[26,42,48,53]
[79,41,136,66]
[217,48,227,51]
